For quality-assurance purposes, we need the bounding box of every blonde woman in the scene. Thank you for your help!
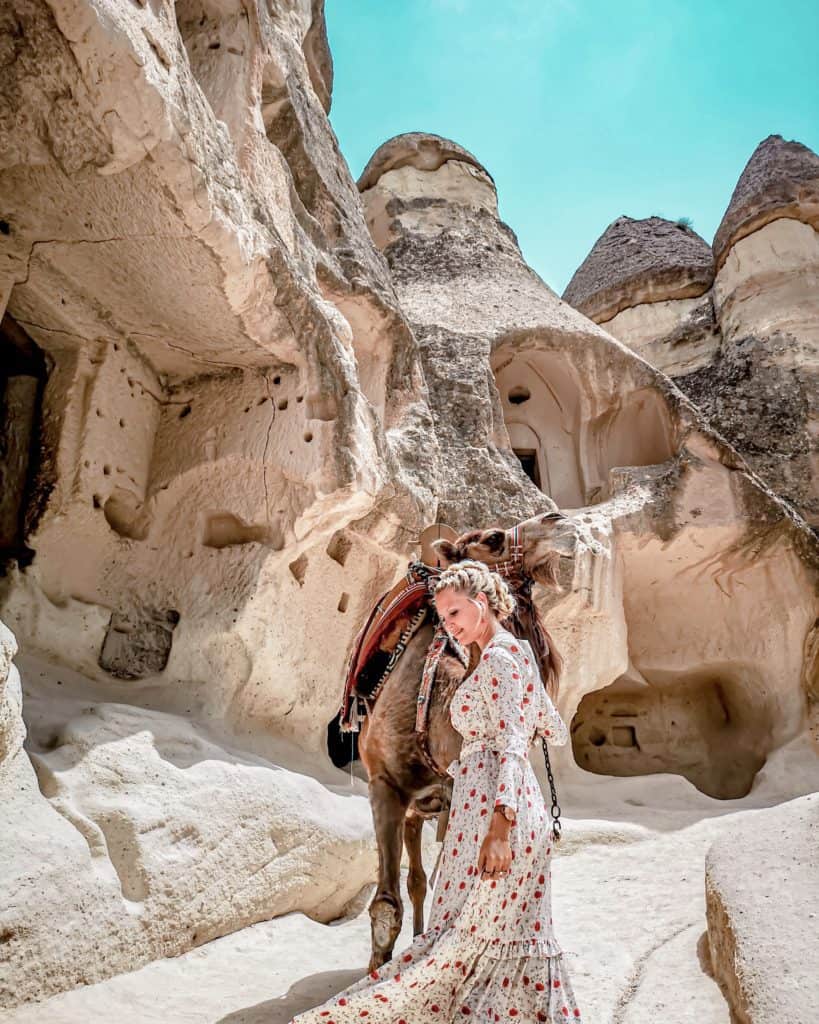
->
[291,560,581,1023]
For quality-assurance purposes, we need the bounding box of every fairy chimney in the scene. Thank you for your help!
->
[562,216,714,324]
[563,137,819,526]
[561,216,719,378]
[712,134,819,269]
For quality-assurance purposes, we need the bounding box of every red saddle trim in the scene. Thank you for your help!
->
[339,567,432,729]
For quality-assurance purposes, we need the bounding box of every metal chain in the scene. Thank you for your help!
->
[541,737,562,843]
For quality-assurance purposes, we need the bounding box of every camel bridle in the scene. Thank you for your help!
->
[487,523,526,584]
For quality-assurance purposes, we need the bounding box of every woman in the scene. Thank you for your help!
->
[291,560,581,1023]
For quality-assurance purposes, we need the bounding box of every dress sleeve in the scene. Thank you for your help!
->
[482,647,530,818]
[537,684,569,747]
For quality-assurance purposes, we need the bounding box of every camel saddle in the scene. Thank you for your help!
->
[339,526,457,733]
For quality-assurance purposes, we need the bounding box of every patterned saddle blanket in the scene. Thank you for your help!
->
[339,561,437,731]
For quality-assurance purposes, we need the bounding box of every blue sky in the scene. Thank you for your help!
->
[325,0,819,294]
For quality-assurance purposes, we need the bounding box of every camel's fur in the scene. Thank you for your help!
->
[357,509,581,969]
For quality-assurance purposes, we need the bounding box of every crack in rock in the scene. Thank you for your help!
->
[610,921,693,1024]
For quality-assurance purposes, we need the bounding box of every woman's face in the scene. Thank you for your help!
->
[434,588,489,646]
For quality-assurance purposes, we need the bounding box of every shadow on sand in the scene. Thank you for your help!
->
[218,968,365,1024]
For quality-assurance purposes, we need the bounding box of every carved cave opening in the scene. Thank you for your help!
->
[99,608,181,680]
[514,448,541,489]
[496,353,585,507]
[590,388,675,481]
[493,347,676,508]
[571,665,774,800]
[0,315,49,568]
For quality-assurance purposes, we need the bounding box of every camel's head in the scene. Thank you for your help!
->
[433,502,581,589]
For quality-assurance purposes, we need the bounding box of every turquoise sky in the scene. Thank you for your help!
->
[325,0,819,294]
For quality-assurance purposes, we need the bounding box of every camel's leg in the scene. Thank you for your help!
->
[368,776,408,971]
[404,811,427,936]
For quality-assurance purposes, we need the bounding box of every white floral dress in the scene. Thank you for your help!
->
[291,629,582,1023]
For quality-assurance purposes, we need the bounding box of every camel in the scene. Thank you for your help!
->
[355,503,582,970]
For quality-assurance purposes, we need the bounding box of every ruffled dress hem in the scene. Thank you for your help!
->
[292,922,582,1023]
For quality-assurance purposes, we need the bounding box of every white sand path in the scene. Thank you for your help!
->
[4,655,818,1023]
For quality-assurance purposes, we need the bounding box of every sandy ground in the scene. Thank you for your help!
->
[1,822,734,1024]
[4,654,819,1023]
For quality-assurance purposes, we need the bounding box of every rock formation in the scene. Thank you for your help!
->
[562,215,715,331]
[562,216,718,378]
[705,793,819,1024]
[0,4,817,1019]
[0,0,422,1005]
[563,136,819,527]
[0,619,24,767]
[2,651,377,1009]
[359,135,683,521]
[712,135,819,266]
[0,0,437,754]
[358,130,819,800]
[706,136,819,528]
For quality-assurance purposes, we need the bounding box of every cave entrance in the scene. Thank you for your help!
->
[0,315,48,567]
[495,353,584,507]
[493,342,678,508]
[514,448,541,489]
[570,666,774,800]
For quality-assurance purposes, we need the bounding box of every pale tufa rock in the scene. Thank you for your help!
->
[1,645,376,1009]
[704,793,819,1023]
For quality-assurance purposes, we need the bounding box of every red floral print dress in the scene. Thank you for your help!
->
[291,629,582,1023]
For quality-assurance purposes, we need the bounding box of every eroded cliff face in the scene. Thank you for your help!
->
[0,0,429,1005]
[564,136,819,528]
[0,0,441,756]
[0,7,818,1016]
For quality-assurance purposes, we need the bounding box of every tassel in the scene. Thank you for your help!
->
[349,701,362,732]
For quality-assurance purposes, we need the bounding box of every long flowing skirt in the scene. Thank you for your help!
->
[291,748,582,1023]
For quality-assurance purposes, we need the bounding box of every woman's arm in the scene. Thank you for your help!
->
[477,809,514,878]
[484,646,531,820]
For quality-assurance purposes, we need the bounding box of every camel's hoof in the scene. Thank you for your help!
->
[370,901,400,968]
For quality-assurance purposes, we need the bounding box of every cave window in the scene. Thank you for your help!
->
[508,385,531,405]
[514,448,540,489]
[612,725,639,748]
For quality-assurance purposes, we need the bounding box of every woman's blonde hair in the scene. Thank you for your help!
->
[433,560,516,620]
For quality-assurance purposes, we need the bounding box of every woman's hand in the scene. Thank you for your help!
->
[478,810,513,880]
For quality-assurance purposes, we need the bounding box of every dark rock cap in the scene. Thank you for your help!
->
[357,132,494,193]
[562,216,714,324]
[713,135,819,269]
